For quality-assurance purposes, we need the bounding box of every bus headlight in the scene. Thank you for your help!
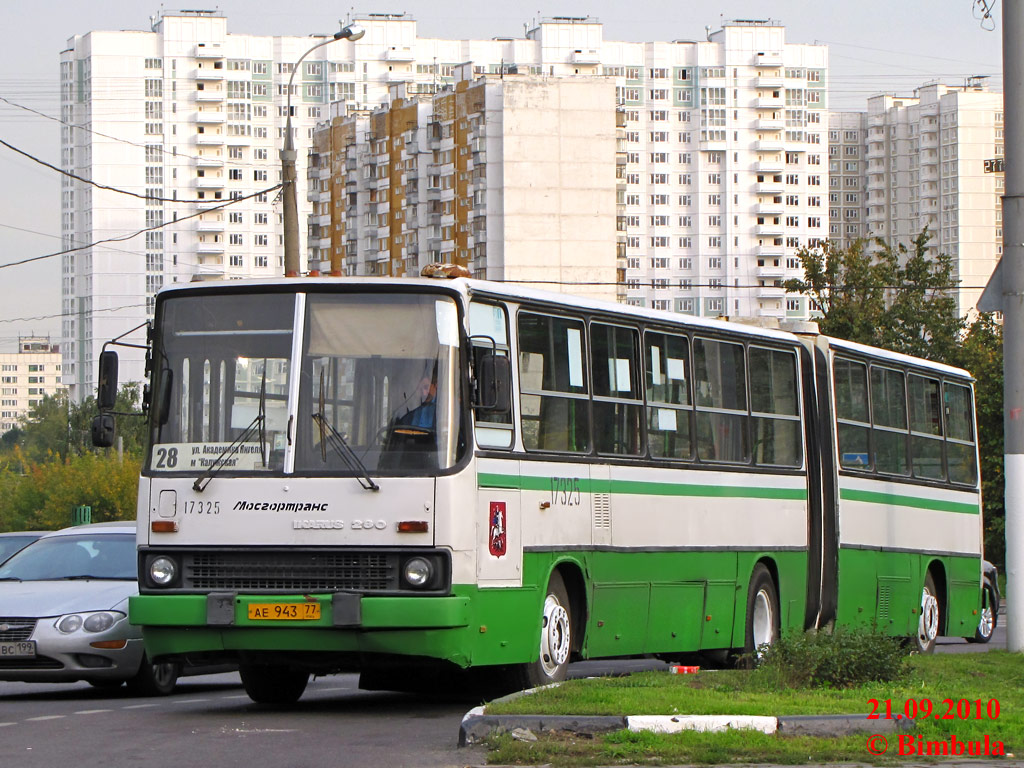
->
[402,557,433,588]
[149,556,177,586]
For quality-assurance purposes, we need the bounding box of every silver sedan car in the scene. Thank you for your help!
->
[0,522,178,695]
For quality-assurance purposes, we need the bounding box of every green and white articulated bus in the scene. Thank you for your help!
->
[105,275,982,704]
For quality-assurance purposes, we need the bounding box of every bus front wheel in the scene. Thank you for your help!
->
[744,564,779,658]
[915,572,940,654]
[239,663,309,705]
[506,571,573,691]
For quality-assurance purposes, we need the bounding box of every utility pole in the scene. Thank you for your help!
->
[1002,0,1024,652]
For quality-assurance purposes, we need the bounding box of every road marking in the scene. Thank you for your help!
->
[0,723,15,728]
[26,715,65,721]
[74,709,113,715]
[172,699,208,704]
[122,703,159,710]
[222,694,250,700]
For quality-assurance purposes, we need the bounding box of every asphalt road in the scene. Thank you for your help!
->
[0,613,1007,768]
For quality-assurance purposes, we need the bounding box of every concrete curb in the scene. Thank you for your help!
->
[458,709,912,747]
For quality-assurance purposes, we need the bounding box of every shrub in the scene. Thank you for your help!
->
[755,626,910,689]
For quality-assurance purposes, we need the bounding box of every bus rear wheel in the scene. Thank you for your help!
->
[915,572,940,654]
[239,663,309,705]
[744,564,779,658]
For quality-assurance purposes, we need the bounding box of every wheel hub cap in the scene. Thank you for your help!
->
[539,595,570,676]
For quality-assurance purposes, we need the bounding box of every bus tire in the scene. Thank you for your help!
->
[239,663,309,705]
[744,564,779,658]
[915,571,940,654]
[968,579,998,644]
[506,571,573,692]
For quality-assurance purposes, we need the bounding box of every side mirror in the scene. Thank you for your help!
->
[476,353,511,413]
[91,413,116,448]
[97,350,119,411]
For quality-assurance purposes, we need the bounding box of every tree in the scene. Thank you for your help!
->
[2,382,149,464]
[783,230,966,363]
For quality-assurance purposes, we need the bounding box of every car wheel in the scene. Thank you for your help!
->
[915,571,940,654]
[125,655,180,696]
[968,581,998,644]
[239,664,309,705]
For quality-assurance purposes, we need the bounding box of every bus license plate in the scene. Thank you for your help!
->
[0,641,35,658]
[247,603,321,621]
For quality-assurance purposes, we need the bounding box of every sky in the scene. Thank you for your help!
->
[0,0,1004,351]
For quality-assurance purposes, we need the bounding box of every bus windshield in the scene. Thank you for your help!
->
[148,290,464,476]
[295,293,463,474]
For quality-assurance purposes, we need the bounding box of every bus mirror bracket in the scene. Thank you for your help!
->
[470,335,511,413]
[91,321,153,448]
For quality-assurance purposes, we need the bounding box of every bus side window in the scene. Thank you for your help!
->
[517,312,590,453]
[909,374,944,480]
[590,322,642,456]
[834,357,870,470]
[944,382,977,485]
[693,337,748,463]
[749,347,801,467]
[871,366,909,475]
[644,331,692,460]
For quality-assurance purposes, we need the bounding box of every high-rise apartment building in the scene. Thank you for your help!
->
[308,73,618,301]
[827,81,1003,316]
[0,338,64,434]
[60,11,827,399]
[827,112,868,250]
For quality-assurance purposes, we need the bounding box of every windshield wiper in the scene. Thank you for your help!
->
[57,575,126,581]
[314,370,379,491]
[193,364,268,493]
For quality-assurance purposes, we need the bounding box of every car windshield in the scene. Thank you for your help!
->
[0,533,135,581]
[0,535,40,563]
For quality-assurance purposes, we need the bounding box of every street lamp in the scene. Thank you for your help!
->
[281,23,365,277]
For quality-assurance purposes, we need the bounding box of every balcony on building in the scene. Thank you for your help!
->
[195,154,224,168]
[756,244,786,258]
[756,116,785,131]
[756,262,786,279]
[755,94,784,109]
[755,138,785,153]
[194,90,224,103]
[755,74,784,89]
[194,133,225,146]
[194,110,226,124]
[197,242,226,255]
[194,43,225,59]
[571,49,601,65]
[756,199,784,215]
[225,133,252,146]
[756,224,784,237]
[384,45,415,61]
[755,158,785,174]
[756,180,785,194]
[752,51,784,66]
[193,67,225,81]
[757,283,787,299]
[196,218,225,232]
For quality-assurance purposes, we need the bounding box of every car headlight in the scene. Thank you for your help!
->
[56,611,125,634]
[148,555,177,586]
[403,557,433,588]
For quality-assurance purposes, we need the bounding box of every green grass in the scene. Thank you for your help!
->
[483,652,1024,765]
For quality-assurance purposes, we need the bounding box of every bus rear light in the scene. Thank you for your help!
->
[151,520,178,533]
[397,521,429,533]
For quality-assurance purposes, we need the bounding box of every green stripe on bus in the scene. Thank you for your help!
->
[478,473,806,501]
[840,488,979,515]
